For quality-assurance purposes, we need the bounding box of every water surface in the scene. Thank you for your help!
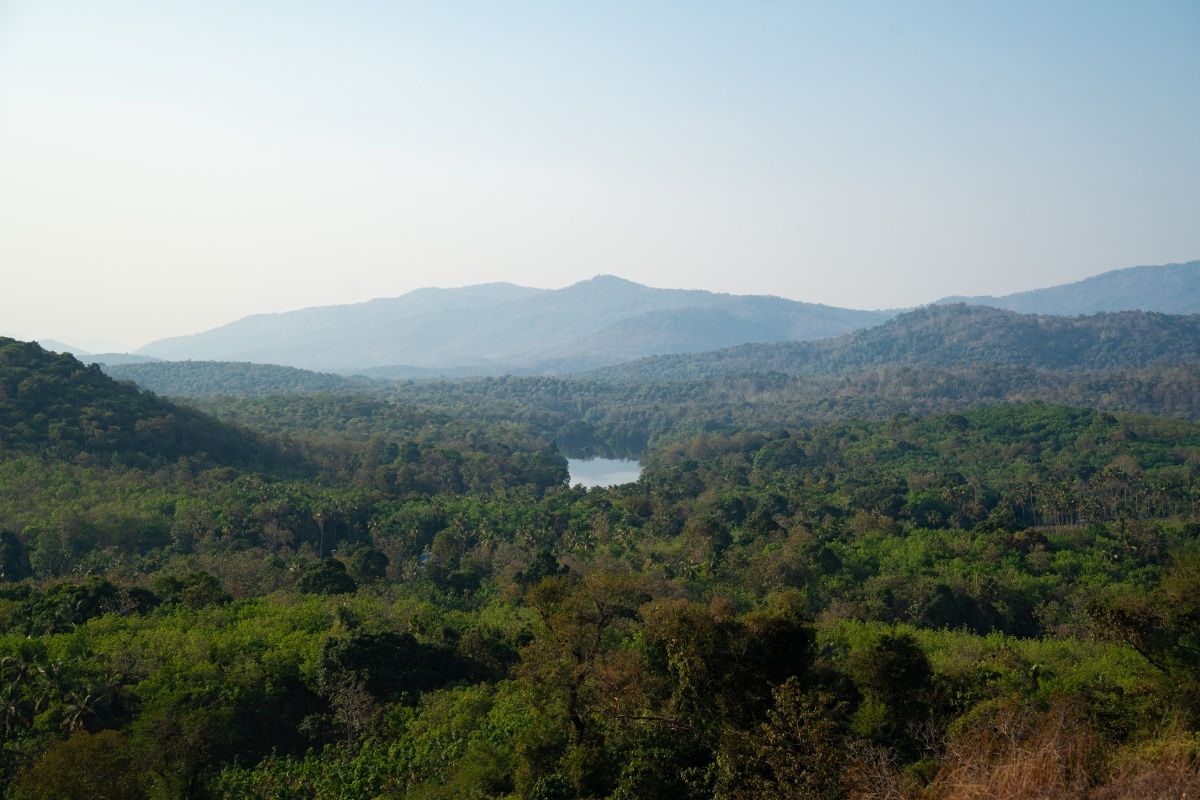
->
[567,457,642,488]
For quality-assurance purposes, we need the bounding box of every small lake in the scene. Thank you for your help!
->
[567,457,642,488]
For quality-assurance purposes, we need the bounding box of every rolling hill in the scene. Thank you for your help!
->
[0,338,281,469]
[937,259,1200,315]
[593,304,1200,382]
[102,361,377,397]
[86,352,162,366]
[136,276,889,373]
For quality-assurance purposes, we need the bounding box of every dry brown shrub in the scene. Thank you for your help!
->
[848,700,1200,800]
[1091,731,1200,800]
[923,699,1099,800]
[846,740,909,800]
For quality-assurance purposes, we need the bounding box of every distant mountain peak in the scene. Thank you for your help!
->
[130,260,1195,376]
[36,339,90,356]
[135,275,885,372]
[570,274,646,289]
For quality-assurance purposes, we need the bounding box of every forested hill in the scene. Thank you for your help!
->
[937,259,1200,315]
[102,360,377,397]
[0,338,279,469]
[135,276,889,372]
[594,305,1200,382]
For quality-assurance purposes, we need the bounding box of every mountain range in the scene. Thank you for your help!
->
[135,276,889,373]
[95,302,1200,403]
[36,258,1200,377]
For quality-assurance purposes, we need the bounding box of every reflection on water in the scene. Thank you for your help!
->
[567,458,642,488]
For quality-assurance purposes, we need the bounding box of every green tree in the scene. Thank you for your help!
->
[344,547,388,583]
[12,730,143,800]
[296,559,357,595]
[716,679,850,800]
[0,531,31,582]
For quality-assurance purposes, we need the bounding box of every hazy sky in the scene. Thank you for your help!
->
[2,1,1198,352]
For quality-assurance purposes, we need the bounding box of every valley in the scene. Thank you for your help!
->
[5,4,1198,795]
[3,261,1200,797]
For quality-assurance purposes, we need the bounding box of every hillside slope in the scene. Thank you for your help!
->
[937,259,1200,315]
[102,361,376,397]
[0,338,279,468]
[593,305,1200,381]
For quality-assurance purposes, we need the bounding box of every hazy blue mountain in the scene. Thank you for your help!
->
[87,353,162,365]
[358,364,517,380]
[137,276,889,373]
[32,340,163,364]
[33,342,160,365]
[937,260,1200,315]
[137,282,546,370]
[594,304,1200,381]
[35,339,89,356]
[102,360,376,397]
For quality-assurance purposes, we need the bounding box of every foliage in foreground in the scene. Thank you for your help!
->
[1,338,1198,798]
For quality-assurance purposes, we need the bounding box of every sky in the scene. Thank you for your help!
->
[1,1,1198,352]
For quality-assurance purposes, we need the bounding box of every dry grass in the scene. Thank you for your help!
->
[846,741,909,800]
[1091,731,1200,800]
[848,700,1200,799]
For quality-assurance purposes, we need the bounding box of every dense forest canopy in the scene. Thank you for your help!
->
[378,362,1200,458]
[0,339,281,470]
[1,321,1199,798]
[102,361,375,397]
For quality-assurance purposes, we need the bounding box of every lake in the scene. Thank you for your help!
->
[567,457,642,488]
